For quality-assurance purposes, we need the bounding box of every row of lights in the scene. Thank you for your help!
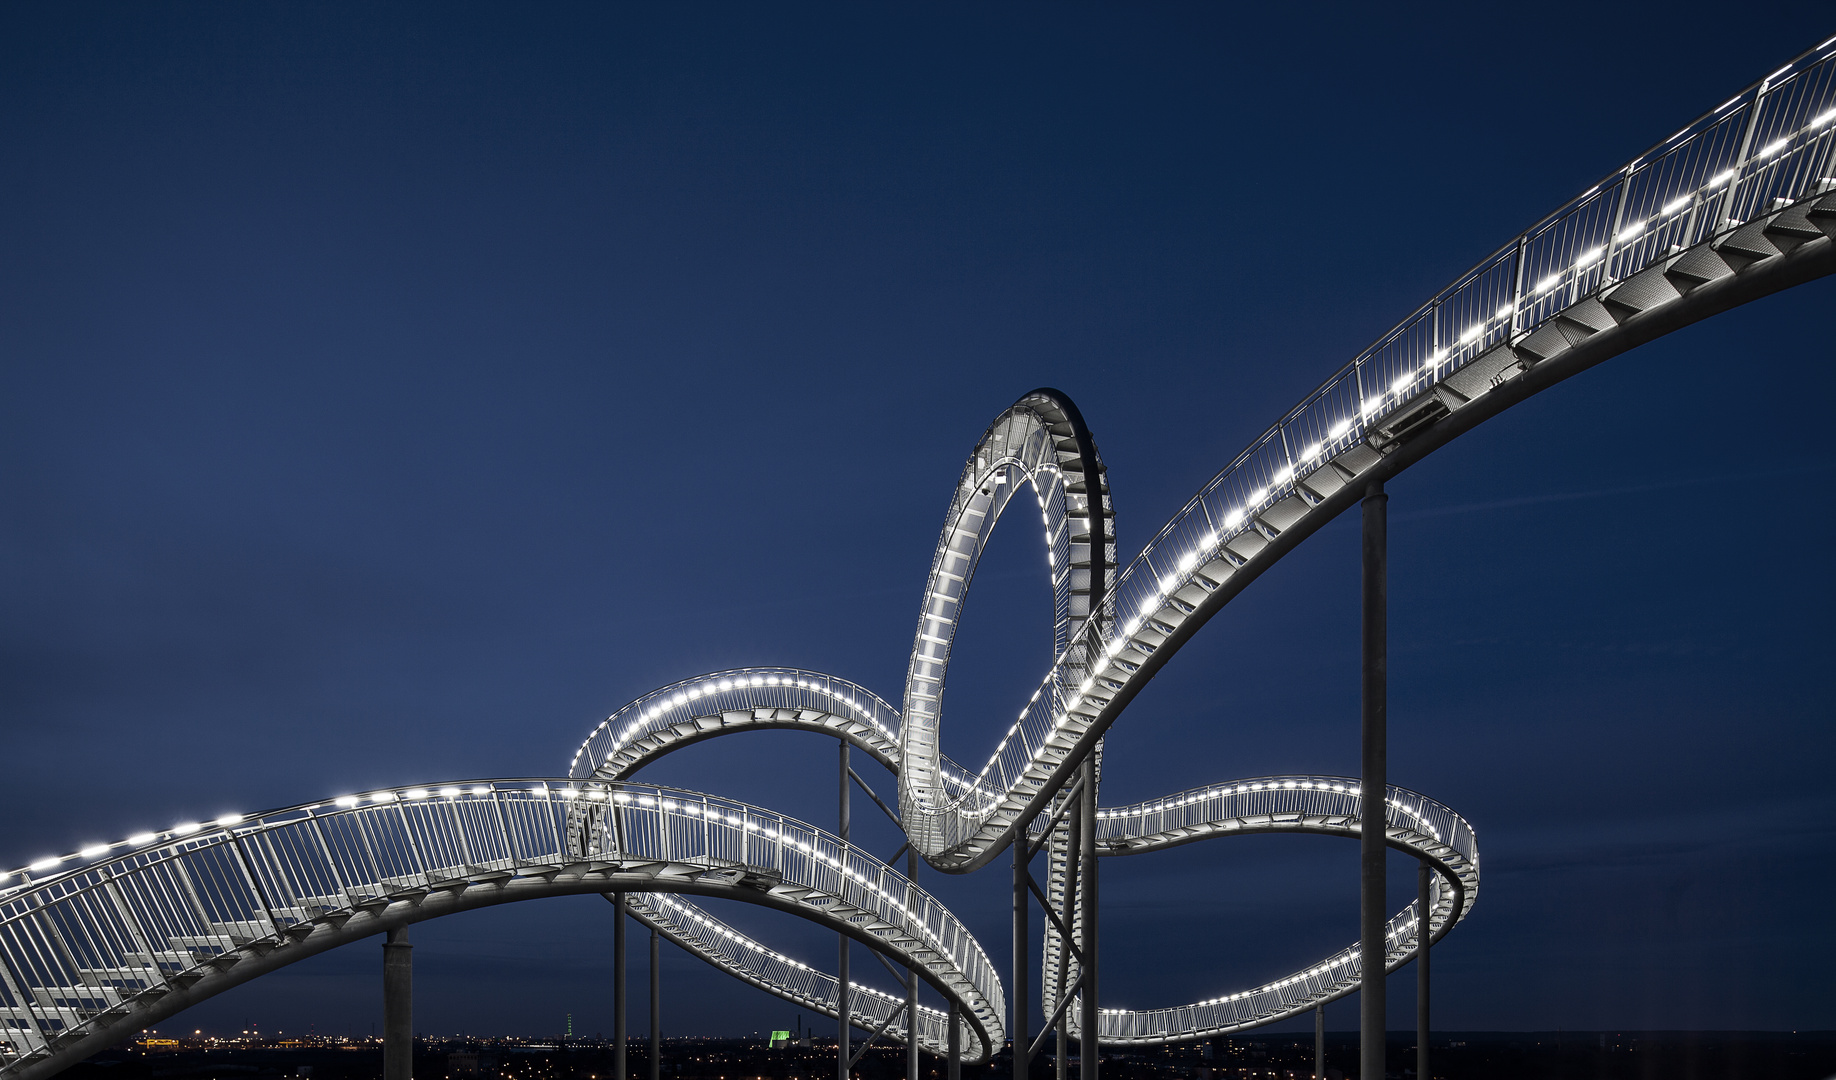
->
[1095,98,1836,662]
[5,780,555,888]
[912,457,1074,803]
[575,671,898,777]
[1094,783,1459,850]
[1082,887,1458,1027]
[4,813,246,887]
[1095,779,1360,820]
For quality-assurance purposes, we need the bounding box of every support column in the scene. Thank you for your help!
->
[947,1004,961,1080]
[1315,1004,1324,1080]
[383,927,412,1080]
[839,742,851,1080]
[1360,482,1387,1080]
[651,925,662,1080]
[1416,861,1430,1080]
[907,847,921,1080]
[1057,794,1078,1080]
[1013,835,1029,1080]
[615,894,628,1080]
[1077,755,1098,1080]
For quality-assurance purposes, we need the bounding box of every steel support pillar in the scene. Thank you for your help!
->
[615,894,628,1080]
[947,1005,961,1080]
[1360,482,1387,1080]
[1315,1004,1324,1080]
[383,927,412,1080]
[650,925,661,1080]
[1077,755,1098,1080]
[1416,861,1430,1080]
[907,847,921,1080]
[1013,835,1029,1080]
[1056,792,1075,1080]
[839,742,851,1080]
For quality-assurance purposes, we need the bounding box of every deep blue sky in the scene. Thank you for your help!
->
[3,2,1832,1041]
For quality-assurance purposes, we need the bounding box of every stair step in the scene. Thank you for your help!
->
[1515,321,1572,362]
[1602,263,1683,321]
[1762,202,1826,248]
[1442,342,1525,401]
[1714,221,1783,268]
[1559,296,1616,334]
[1806,195,1836,239]
[1663,245,1735,290]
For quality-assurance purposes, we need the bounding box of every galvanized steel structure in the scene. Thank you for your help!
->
[6,30,1836,1080]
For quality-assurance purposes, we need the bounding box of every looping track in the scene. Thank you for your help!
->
[6,34,1836,1079]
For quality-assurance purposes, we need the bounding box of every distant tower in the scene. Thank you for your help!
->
[566,1013,573,1039]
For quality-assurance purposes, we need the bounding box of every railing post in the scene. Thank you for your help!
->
[383,927,413,1080]
[1601,169,1633,284]
[1717,83,1771,232]
[1360,481,1387,1080]
[1508,236,1527,337]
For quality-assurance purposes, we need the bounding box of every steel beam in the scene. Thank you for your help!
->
[383,927,412,1080]
[948,1005,961,1080]
[907,847,921,1080]
[1013,837,1029,1080]
[1315,1004,1324,1080]
[1078,754,1098,1080]
[650,925,661,1080]
[1417,861,1430,1080]
[615,893,628,1080]
[839,742,851,1080]
[1361,482,1387,1080]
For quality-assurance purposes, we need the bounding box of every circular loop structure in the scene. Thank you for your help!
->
[6,37,1836,1079]
[1043,777,1478,1042]
[896,389,1115,865]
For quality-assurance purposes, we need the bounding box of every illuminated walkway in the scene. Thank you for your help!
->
[6,31,1836,1080]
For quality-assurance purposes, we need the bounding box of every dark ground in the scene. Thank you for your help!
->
[58,1032,1836,1080]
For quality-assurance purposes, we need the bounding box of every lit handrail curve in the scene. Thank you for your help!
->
[570,667,979,798]
[894,33,1836,872]
[0,780,1006,1078]
[1039,778,1478,1044]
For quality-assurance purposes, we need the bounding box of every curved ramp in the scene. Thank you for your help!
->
[896,35,1836,874]
[0,781,1006,1080]
[1040,778,1478,1044]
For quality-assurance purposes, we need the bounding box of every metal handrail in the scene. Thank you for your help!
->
[898,32,1836,863]
[0,780,1004,1071]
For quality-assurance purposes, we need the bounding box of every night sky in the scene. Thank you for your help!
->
[3,2,1833,1042]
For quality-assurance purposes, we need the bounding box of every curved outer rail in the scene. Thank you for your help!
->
[620,893,965,1056]
[897,389,1115,861]
[901,33,1836,874]
[1040,778,1477,1044]
[0,781,1005,1080]
[571,668,978,798]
